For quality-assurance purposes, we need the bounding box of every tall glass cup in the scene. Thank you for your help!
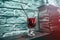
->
[27,17,36,36]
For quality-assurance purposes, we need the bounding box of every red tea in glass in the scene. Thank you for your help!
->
[27,18,36,28]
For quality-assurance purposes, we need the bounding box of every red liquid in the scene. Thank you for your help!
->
[27,18,36,28]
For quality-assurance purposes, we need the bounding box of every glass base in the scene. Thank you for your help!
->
[28,29,35,36]
[28,33,35,36]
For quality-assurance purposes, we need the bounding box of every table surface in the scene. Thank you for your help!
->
[1,32,50,40]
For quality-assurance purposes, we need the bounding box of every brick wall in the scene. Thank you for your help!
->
[0,1,28,37]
